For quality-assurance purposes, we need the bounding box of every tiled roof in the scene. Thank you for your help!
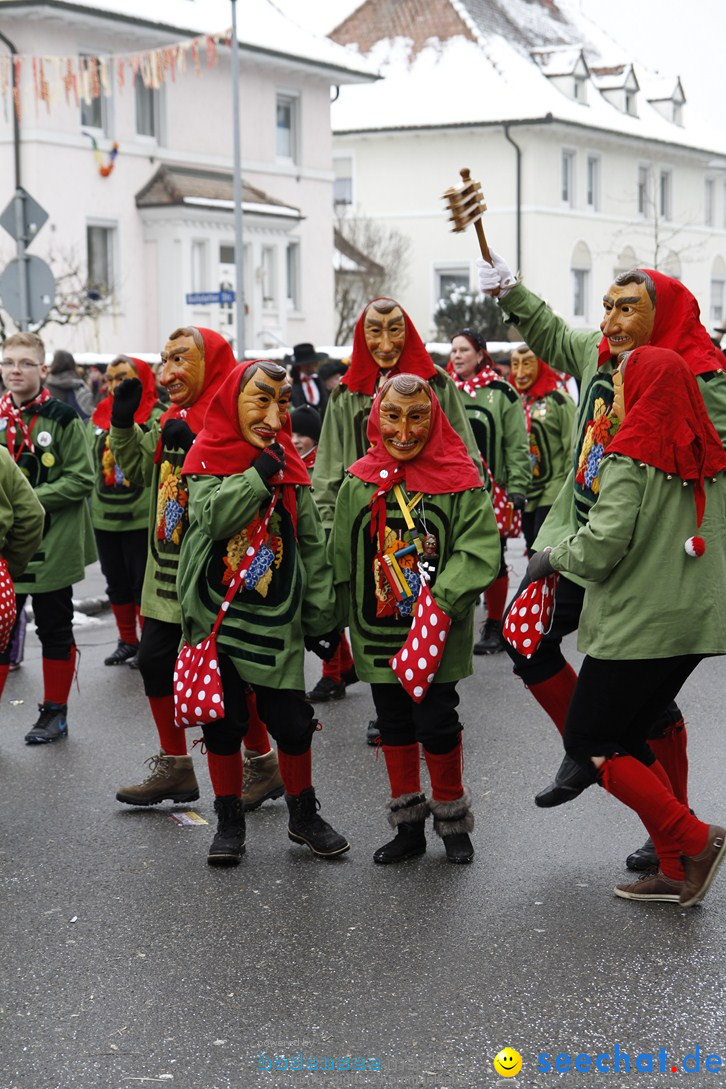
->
[135,165,301,218]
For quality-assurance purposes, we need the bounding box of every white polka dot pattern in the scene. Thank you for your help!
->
[0,560,17,654]
[173,634,225,727]
[389,583,451,704]
[502,573,559,660]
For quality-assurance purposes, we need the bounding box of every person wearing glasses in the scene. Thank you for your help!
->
[0,332,95,744]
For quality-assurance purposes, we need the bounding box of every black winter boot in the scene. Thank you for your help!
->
[429,788,475,864]
[473,618,504,655]
[285,787,350,857]
[534,755,597,808]
[626,835,659,872]
[25,702,68,744]
[207,795,246,866]
[373,792,429,864]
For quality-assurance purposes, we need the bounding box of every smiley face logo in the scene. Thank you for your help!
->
[493,1047,522,1078]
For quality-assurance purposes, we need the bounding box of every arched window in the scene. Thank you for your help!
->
[614,246,638,279]
[662,251,682,281]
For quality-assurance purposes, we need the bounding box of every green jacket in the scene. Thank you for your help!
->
[312,365,483,530]
[87,403,165,533]
[329,477,500,683]
[455,379,532,495]
[523,388,576,511]
[0,445,45,580]
[500,283,726,577]
[178,472,338,690]
[550,455,726,659]
[0,398,96,593]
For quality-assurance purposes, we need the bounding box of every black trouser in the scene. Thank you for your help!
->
[0,586,74,664]
[201,653,316,757]
[370,682,461,754]
[564,655,702,767]
[521,505,551,556]
[94,527,148,606]
[494,537,507,580]
[137,616,180,698]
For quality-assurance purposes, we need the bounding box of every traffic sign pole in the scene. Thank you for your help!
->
[13,189,30,330]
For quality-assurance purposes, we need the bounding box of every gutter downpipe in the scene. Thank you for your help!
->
[503,113,553,279]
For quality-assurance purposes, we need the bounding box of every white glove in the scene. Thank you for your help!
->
[476,250,516,298]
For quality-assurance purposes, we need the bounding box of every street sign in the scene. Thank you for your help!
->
[186,290,235,306]
[0,255,55,324]
[0,188,49,244]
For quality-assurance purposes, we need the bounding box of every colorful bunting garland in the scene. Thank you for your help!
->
[83,132,120,177]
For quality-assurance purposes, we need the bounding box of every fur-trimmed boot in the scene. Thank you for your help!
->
[373,792,429,864]
[429,789,475,864]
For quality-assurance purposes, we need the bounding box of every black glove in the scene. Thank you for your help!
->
[254,442,286,484]
[110,378,143,428]
[161,418,195,453]
[510,493,527,512]
[304,630,341,662]
[527,548,554,582]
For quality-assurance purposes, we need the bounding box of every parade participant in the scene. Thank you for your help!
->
[527,347,726,906]
[317,359,348,392]
[109,327,243,805]
[479,257,726,871]
[289,342,328,417]
[509,344,575,555]
[329,374,500,864]
[0,445,45,702]
[88,355,165,666]
[0,332,96,743]
[46,349,94,420]
[178,360,348,865]
[290,404,321,470]
[447,329,531,654]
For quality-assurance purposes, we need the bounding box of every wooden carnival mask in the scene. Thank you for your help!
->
[160,329,206,408]
[237,362,292,448]
[106,355,138,395]
[510,346,539,392]
[364,300,406,371]
[379,374,432,461]
[601,279,656,357]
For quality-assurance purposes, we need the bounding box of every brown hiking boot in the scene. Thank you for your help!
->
[116,751,200,806]
[241,749,284,811]
[680,825,726,907]
[614,870,683,903]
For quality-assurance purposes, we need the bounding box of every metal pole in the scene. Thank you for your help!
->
[0,30,29,329]
[230,0,246,358]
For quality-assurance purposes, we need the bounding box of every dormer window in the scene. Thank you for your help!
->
[531,46,590,105]
[625,88,637,116]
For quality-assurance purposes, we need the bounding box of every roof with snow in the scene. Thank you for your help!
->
[135,165,302,221]
[329,0,726,154]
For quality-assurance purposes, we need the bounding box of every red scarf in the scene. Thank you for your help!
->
[0,387,52,459]
[598,270,725,375]
[341,300,436,395]
[158,328,238,434]
[92,357,159,430]
[607,346,726,526]
[445,357,500,398]
[181,362,310,533]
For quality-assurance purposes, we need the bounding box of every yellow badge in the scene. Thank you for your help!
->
[41,452,55,468]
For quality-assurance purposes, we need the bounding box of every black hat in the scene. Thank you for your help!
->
[318,359,348,383]
[290,405,321,442]
[291,343,324,368]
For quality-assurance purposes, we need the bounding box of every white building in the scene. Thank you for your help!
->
[330,0,726,342]
[0,0,375,355]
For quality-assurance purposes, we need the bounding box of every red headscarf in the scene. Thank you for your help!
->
[158,327,238,434]
[348,377,482,494]
[341,299,436,395]
[92,357,159,430]
[607,346,726,526]
[598,270,725,375]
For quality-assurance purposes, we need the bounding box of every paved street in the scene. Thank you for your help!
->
[3,549,726,1089]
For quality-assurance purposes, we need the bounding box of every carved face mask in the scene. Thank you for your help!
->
[237,371,292,448]
[601,281,656,356]
[379,384,432,461]
[106,358,138,395]
[160,333,205,408]
[364,304,406,370]
[510,347,540,392]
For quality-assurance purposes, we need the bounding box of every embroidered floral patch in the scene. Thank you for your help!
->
[575,399,620,497]
[101,437,130,489]
[156,460,189,545]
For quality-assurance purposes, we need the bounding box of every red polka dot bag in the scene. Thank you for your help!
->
[389,581,452,703]
[174,491,279,729]
[502,572,558,659]
[0,558,17,654]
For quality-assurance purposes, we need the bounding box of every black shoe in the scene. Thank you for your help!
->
[25,702,68,745]
[127,653,140,670]
[306,675,346,702]
[473,618,504,655]
[443,832,475,864]
[626,836,659,872]
[104,640,139,666]
[207,795,246,866]
[535,755,597,808]
[286,787,350,857]
[366,719,381,746]
[374,821,426,864]
[342,667,358,687]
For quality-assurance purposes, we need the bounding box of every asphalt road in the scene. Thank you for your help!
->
[3,555,726,1089]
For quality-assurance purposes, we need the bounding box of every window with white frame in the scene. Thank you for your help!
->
[637,165,652,217]
[562,150,576,206]
[586,155,600,211]
[191,240,207,293]
[723,181,726,229]
[276,93,299,161]
[705,178,715,227]
[333,157,353,206]
[711,258,726,327]
[87,223,116,297]
[135,73,160,139]
[286,241,300,309]
[659,170,672,221]
[571,241,592,320]
[434,265,469,303]
[79,55,108,133]
[625,89,637,116]
[261,246,277,307]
